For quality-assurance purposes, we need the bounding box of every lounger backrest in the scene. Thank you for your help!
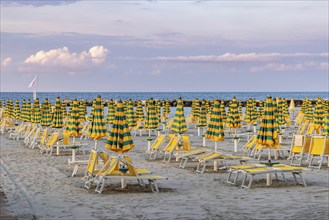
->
[303,136,312,153]
[298,123,307,135]
[124,156,137,176]
[181,135,191,151]
[164,137,180,152]
[254,144,263,150]
[291,135,304,153]
[62,131,70,145]
[47,133,59,147]
[151,135,165,150]
[246,135,257,148]
[87,150,99,174]
[40,129,48,144]
[306,124,315,135]
[309,137,326,155]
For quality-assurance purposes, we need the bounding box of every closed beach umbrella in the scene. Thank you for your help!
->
[66,99,82,139]
[156,100,162,123]
[192,99,200,123]
[322,110,329,136]
[126,100,136,127]
[257,96,280,159]
[62,101,67,118]
[31,98,41,124]
[277,98,286,126]
[52,97,64,128]
[25,99,32,122]
[21,99,26,122]
[105,101,135,153]
[205,100,224,151]
[220,100,227,123]
[245,99,253,125]
[78,101,86,122]
[106,99,115,124]
[13,100,21,120]
[145,98,159,135]
[41,98,52,127]
[88,95,107,148]
[289,98,295,113]
[171,98,188,134]
[313,98,324,134]
[164,100,171,117]
[198,100,207,127]
[226,96,241,135]
[258,101,264,120]
[5,99,14,118]
[305,100,313,122]
[135,100,144,121]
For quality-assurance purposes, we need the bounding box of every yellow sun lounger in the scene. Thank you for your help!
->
[289,135,311,166]
[147,134,166,160]
[308,136,329,169]
[242,135,258,156]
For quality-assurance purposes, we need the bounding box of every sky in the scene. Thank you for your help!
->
[1,0,328,92]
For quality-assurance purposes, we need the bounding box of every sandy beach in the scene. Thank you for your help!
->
[1,127,328,220]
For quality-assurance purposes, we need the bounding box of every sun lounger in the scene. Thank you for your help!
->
[288,135,311,166]
[90,154,166,193]
[39,132,59,155]
[162,136,181,163]
[242,135,258,156]
[178,148,209,168]
[147,134,166,160]
[308,136,329,169]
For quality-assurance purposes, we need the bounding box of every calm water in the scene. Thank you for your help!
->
[0,92,328,103]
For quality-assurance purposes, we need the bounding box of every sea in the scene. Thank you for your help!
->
[0,92,328,103]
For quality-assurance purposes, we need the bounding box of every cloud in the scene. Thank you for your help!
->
[250,61,329,73]
[24,46,108,67]
[1,57,12,67]
[152,52,328,63]
[2,0,79,7]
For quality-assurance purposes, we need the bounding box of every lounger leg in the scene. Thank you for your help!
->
[202,162,206,173]
[241,174,248,188]
[299,173,307,187]
[72,164,79,177]
[95,178,105,193]
[149,180,159,193]
[292,172,298,185]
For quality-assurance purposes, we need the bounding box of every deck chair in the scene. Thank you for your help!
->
[242,135,258,156]
[162,136,181,163]
[94,154,166,193]
[147,134,166,160]
[56,131,87,156]
[131,120,143,137]
[240,165,307,188]
[297,122,308,135]
[305,123,315,135]
[289,135,311,166]
[164,119,173,133]
[308,136,329,169]
[178,148,209,168]
[40,132,59,155]
[24,126,37,145]
[34,128,48,149]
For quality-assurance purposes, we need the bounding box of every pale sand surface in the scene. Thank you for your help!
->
[1,130,329,220]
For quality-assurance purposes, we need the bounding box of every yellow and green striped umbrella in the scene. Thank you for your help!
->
[258,101,264,120]
[66,99,82,137]
[301,97,308,114]
[277,98,286,126]
[21,99,26,122]
[226,97,241,133]
[156,100,162,123]
[164,100,171,116]
[88,100,95,121]
[105,101,135,153]
[88,95,107,140]
[31,98,41,124]
[61,101,68,119]
[245,99,253,125]
[5,99,14,118]
[145,98,159,129]
[220,100,227,123]
[192,99,200,123]
[0,99,2,108]
[126,99,136,127]
[106,99,115,124]
[41,98,52,126]
[197,100,207,127]
[25,99,32,122]
[238,101,243,119]
[305,99,313,121]
[13,100,21,120]
[52,97,64,128]
[257,96,279,149]
[171,98,188,134]
[322,109,329,136]
[313,98,324,133]
[205,100,224,147]
[135,100,144,121]
[78,101,86,122]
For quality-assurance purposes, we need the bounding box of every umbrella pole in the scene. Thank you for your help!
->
[71,136,76,163]
[214,142,218,171]
[202,135,206,147]
[148,129,151,137]
[94,139,97,150]
[197,127,200,136]
[267,149,272,186]
[234,129,238,153]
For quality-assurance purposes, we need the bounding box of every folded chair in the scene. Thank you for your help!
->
[93,154,166,193]
[40,132,59,155]
[9,124,27,140]
[147,134,166,160]
[242,135,258,156]
[56,131,87,156]
[24,126,37,145]
[34,128,48,149]
[162,136,182,163]
[308,136,329,169]
[288,135,311,166]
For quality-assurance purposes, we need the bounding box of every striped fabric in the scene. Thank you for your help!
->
[145,98,159,129]
[66,99,82,137]
[89,100,95,121]
[25,99,31,122]
[245,99,253,124]
[258,101,264,119]
[156,100,162,123]
[322,113,329,136]
[13,99,21,120]
[78,101,86,122]
[41,98,52,126]
[126,100,136,127]
[88,95,107,139]
[205,100,224,142]
[52,97,64,128]
[31,98,41,124]
[197,100,207,127]
[256,96,279,148]
[277,98,286,125]
[313,98,324,132]
[61,101,67,119]
[305,99,313,121]
[105,101,135,153]
[135,100,144,121]
[21,100,26,121]
[220,100,227,123]
[226,97,241,129]
[106,99,115,124]
[192,99,200,123]
[5,100,14,118]
[171,98,188,134]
